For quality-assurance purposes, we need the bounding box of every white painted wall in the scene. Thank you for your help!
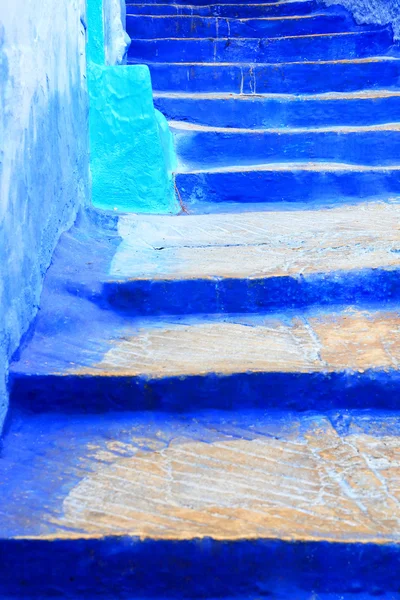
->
[0,0,90,428]
[103,0,131,65]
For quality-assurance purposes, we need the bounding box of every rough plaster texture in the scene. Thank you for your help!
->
[0,0,90,431]
[89,63,178,213]
[321,0,400,39]
[87,0,179,213]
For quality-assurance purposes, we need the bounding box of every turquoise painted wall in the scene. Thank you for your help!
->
[87,0,179,213]
[0,0,90,432]
[322,0,400,39]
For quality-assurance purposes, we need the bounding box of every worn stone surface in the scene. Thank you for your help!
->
[1,410,400,543]
[68,309,400,377]
[112,202,400,280]
[322,0,400,40]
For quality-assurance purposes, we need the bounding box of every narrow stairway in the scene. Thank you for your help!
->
[2,0,400,597]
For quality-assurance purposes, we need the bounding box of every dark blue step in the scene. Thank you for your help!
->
[126,13,364,39]
[171,122,400,168]
[176,165,400,206]
[147,58,400,94]
[126,0,322,15]
[128,30,395,64]
[154,91,400,128]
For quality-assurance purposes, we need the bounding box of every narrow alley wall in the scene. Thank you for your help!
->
[322,0,400,39]
[0,0,90,430]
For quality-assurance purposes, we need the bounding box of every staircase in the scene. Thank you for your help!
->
[2,0,400,597]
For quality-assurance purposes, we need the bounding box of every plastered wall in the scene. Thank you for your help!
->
[0,0,90,430]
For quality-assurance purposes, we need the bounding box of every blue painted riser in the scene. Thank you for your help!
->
[148,60,400,94]
[10,368,400,413]
[172,128,400,168]
[129,30,394,63]
[155,95,400,128]
[126,14,369,39]
[1,538,399,598]
[176,169,400,206]
[126,1,326,17]
[103,270,400,315]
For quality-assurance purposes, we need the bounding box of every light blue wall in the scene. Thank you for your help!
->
[321,0,400,39]
[87,0,179,213]
[0,0,90,431]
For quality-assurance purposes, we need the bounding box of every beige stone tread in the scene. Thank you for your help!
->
[3,410,400,543]
[54,307,400,377]
[110,202,400,280]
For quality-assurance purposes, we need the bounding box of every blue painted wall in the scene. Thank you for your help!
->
[321,0,400,39]
[0,0,90,432]
[87,0,179,213]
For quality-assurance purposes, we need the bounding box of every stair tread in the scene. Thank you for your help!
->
[2,408,400,543]
[154,90,400,99]
[170,120,400,133]
[126,0,317,6]
[12,306,400,378]
[146,56,400,64]
[131,12,334,18]
[176,162,400,173]
[8,202,400,379]
[137,30,386,40]
[108,202,400,279]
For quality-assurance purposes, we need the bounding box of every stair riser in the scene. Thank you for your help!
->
[128,31,393,63]
[126,0,321,16]
[156,95,400,128]
[172,129,400,168]
[127,14,359,39]
[101,269,400,315]
[148,61,400,94]
[10,367,400,412]
[1,538,399,597]
[176,169,400,206]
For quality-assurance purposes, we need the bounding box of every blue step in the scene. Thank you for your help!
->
[128,30,395,63]
[126,0,322,15]
[147,58,400,94]
[154,91,400,128]
[126,13,367,39]
[171,122,400,169]
[176,165,400,207]
[2,409,400,596]
[10,303,400,411]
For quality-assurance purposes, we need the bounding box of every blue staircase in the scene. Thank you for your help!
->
[2,0,400,597]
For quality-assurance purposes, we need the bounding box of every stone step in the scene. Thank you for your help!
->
[127,13,365,39]
[175,164,400,207]
[9,202,400,410]
[147,57,400,94]
[126,0,322,16]
[154,90,400,128]
[170,121,400,169]
[128,30,394,64]
[1,408,400,595]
